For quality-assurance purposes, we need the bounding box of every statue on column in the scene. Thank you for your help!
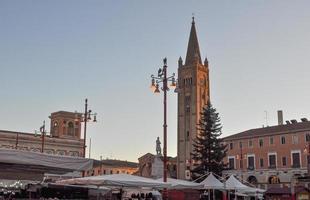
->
[156,137,162,156]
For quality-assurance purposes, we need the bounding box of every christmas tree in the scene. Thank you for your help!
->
[191,102,227,180]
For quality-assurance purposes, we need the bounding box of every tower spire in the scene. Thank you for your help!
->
[185,17,202,65]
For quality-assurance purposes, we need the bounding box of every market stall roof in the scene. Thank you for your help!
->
[45,171,82,179]
[56,174,171,189]
[0,149,93,171]
[156,178,202,189]
[235,192,248,197]
[225,175,265,194]
[225,175,251,190]
[48,183,110,191]
[200,173,224,190]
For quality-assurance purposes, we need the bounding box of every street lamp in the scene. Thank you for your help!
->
[34,121,49,153]
[303,141,310,175]
[80,98,97,158]
[40,121,46,153]
[150,58,176,200]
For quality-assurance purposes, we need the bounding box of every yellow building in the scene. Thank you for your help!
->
[86,159,139,176]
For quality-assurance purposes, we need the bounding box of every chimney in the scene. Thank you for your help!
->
[277,110,283,125]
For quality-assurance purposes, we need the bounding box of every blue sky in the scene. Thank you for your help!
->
[1,1,310,162]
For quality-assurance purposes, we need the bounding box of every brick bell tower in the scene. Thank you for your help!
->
[177,17,210,179]
[49,111,82,140]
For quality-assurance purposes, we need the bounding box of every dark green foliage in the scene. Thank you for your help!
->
[191,102,227,180]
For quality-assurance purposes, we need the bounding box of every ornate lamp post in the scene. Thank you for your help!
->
[303,139,310,175]
[34,121,49,153]
[39,121,46,153]
[150,58,176,200]
[81,98,97,158]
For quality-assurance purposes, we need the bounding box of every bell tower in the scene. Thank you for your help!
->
[177,17,210,179]
[49,111,82,140]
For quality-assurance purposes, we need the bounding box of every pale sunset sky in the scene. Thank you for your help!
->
[1,1,310,162]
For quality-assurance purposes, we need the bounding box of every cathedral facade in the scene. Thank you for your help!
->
[177,18,210,179]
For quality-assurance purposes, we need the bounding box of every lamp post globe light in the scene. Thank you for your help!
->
[81,98,97,158]
[150,58,176,200]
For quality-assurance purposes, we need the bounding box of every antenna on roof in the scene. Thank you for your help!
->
[88,137,92,159]
[264,111,269,127]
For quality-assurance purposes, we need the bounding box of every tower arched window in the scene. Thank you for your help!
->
[68,122,74,136]
[52,121,59,135]
[204,76,207,86]
[185,96,191,113]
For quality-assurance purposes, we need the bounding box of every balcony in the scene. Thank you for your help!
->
[268,165,276,169]
[292,164,301,168]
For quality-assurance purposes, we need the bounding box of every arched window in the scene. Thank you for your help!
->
[52,121,59,135]
[45,149,54,154]
[68,122,74,136]
[247,176,258,185]
[32,148,40,152]
[57,150,66,156]
[63,121,66,135]
[74,122,79,136]
[69,151,79,157]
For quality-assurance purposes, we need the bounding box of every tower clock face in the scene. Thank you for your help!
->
[54,121,58,127]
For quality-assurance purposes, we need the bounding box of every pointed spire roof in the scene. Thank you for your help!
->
[185,17,202,65]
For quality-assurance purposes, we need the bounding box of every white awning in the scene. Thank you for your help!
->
[156,177,202,189]
[0,149,93,171]
[56,174,171,189]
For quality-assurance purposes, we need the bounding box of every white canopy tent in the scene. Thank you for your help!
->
[156,178,202,189]
[225,175,265,199]
[197,173,225,200]
[200,173,224,190]
[225,175,250,190]
[56,174,171,189]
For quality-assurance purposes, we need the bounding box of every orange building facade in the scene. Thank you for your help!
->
[223,114,310,189]
[86,159,138,176]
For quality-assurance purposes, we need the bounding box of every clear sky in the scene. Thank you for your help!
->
[1,1,310,162]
